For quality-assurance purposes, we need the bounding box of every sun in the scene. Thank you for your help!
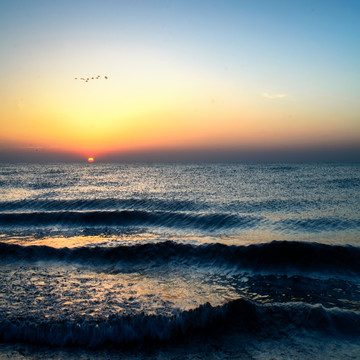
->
[88,157,94,162]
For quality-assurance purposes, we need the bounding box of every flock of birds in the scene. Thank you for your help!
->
[75,75,108,83]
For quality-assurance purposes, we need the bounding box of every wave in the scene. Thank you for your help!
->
[277,217,360,232]
[1,241,360,275]
[0,198,206,212]
[0,298,358,348]
[0,198,323,214]
[0,210,261,231]
[1,207,359,234]
[226,198,320,213]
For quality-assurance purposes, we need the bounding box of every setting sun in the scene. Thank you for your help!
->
[88,157,94,163]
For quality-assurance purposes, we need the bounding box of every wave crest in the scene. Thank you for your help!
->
[0,210,261,232]
[1,241,359,274]
[1,299,358,348]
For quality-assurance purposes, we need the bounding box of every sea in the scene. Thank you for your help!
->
[0,162,359,359]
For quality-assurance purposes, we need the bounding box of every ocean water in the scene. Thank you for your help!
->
[0,162,359,359]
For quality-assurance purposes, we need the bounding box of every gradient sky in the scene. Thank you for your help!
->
[1,0,359,162]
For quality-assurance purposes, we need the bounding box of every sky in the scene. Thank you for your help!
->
[0,0,359,162]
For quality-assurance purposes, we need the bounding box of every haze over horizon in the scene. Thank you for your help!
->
[1,0,359,162]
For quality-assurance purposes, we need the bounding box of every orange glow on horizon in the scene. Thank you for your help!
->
[88,157,94,162]
[1,2,359,163]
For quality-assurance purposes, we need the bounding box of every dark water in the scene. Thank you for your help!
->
[0,163,359,359]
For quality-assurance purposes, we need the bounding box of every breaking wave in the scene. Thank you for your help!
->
[1,299,358,348]
[1,241,360,275]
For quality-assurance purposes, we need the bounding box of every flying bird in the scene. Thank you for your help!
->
[75,75,109,82]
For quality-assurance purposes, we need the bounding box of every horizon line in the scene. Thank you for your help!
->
[1,144,359,163]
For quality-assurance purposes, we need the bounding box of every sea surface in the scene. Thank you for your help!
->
[0,163,359,359]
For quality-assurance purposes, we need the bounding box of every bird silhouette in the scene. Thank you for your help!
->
[75,75,109,82]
